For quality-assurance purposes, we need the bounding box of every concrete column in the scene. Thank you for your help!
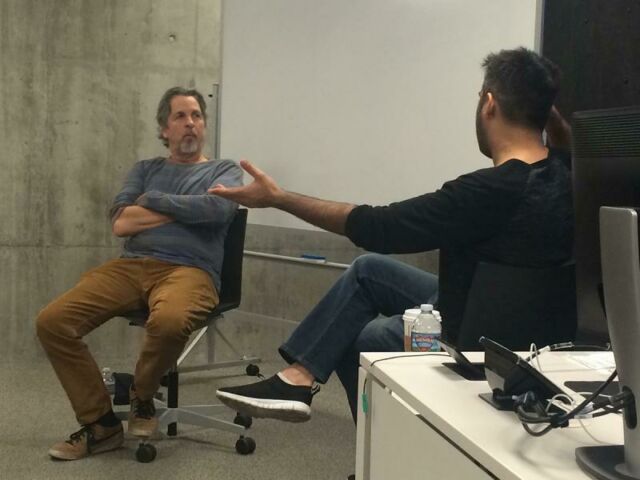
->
[0,0,221,360]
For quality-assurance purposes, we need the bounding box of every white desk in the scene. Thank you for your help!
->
[355,351,622,480]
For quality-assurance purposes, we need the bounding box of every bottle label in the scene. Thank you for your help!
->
[411,333,441,352]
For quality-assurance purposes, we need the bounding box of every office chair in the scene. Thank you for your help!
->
[114,208,261,462]
[454,261,577,351]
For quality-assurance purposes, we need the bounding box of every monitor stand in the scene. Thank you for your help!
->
[478,392,512,411]
[576,446,638,480]
[580,207,640,480]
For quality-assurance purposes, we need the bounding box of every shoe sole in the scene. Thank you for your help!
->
[216,391,311,423]
[128,420,158,438]
[128,426,157,437]
[48,431,124,461]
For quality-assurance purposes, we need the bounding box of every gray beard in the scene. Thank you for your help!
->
[179,137,199,154]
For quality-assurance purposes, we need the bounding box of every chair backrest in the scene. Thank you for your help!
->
[215,208,248,312]
[455,261,577,351]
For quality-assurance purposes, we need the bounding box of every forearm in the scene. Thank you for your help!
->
[274,191,356,235]
[112,205,173,237]
[138,191,236,225]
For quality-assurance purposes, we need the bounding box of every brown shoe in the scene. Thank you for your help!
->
[48,423,124,460]
[128,387,158,437]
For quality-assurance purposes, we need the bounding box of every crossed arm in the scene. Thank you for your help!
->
[111,205,174,237]
[111,193,238,238]
[111,191,239,238]
[110,160,241,238]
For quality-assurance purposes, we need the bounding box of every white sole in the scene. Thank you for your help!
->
[216,391,311,423]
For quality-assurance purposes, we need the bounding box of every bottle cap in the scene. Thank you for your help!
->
[403,308,421,318]
[419,304,433,312]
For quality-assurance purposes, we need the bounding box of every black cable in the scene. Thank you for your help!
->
[368,352,448,369]
[556,369,618,425]
[516,369,620,436]
[522,422,555,437]
[591,407,623,418]
[518,388,625,425]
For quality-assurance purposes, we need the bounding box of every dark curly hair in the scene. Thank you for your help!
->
[481,48,561,131]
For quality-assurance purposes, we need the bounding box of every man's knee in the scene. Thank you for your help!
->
[353,316,404,353]
[350,253,391,277]
[35,302,66,342]
[146,307,194,341]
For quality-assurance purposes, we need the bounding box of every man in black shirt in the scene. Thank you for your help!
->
[210,48,573,423]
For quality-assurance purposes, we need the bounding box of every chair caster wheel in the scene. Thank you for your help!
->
[136,443,157,463]
[246,364,260,377]
[235,436,256,455]
[233,413,253,429]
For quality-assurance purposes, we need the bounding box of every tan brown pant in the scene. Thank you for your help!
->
[36,257,219,425]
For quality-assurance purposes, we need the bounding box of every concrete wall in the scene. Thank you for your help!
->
[0,0,222,361]
[0,0,439,367]
[241,223,438,322]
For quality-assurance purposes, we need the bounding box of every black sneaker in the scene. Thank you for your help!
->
[216,374,320,423]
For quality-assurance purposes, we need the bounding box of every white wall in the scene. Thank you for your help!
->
[220,0,540,229]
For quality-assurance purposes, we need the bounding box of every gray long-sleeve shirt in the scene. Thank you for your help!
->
[111,157,243,291]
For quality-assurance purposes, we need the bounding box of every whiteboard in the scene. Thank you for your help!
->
[220,0,541,229]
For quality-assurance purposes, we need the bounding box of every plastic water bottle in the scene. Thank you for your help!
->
[101,367,115,394]
[411,304,441,352]
[402,308,421,352]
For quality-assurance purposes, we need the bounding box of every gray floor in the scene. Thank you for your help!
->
[1,353,356,480]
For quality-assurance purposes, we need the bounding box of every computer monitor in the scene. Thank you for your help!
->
[576,206,640,478]
[572,105,640,343]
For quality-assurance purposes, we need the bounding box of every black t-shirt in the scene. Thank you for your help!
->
[345,149,573,341]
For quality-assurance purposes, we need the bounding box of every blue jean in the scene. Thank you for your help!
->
[279,254,438,421]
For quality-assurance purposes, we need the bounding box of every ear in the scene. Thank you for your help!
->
[484,92,497,117]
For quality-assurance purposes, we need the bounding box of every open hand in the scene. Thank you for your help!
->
[209,159,284,208]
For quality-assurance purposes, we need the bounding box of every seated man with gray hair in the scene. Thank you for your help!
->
[36,86,242,460]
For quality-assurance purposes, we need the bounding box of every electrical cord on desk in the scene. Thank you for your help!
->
[526,341,611,372]
[360,352,448,414]
[514,369,629,437]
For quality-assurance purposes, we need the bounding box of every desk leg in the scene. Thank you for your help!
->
[355,367,372,480]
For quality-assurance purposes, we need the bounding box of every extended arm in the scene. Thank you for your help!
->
[111,205,173,237]
[273,191,355,235]
[209,160,355,235]
[211,161,522,253]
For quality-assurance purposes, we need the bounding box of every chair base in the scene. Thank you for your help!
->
[178,356,261,374]
[118,304,262,461]
[115,399,247,435]
[175,320,262,374]
[115,398,257,462]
